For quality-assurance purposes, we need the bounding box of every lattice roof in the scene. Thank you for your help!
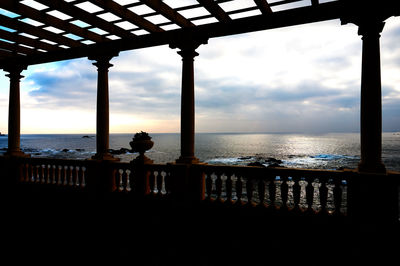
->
[0,0,398,68]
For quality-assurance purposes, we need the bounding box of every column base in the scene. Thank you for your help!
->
[357,161,386,174]
[91,153,120,161]
[4,150,30,158]
[176,156,200,164]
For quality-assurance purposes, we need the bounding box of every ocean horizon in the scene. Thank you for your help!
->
[1,132,400,171]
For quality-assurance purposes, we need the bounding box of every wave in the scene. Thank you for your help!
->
[206,154,360,170]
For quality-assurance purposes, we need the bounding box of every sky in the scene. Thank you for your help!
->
[0,16,399,134]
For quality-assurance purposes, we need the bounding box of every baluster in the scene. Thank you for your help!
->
[311,178,322,213]
[51,165,57,184]
[36,165,41,183]
[219,174,227,202]
[67,166,74,186]
[286,177,295,210]
[62,166,68,186]
[274,176,283,209]
[164,171,172,195]
[225,174,233,203]
[149,171,156,194]
[240,177,248,203]
[325,179,336,214]
[35,165,41,183]
[118,169,124,191]
[215,173,222,201]
[298,177,309,211]
[246,177,254,205]
[160,172,167,195]
[235,176,243,205]
[46,164,52,184]
[252,178,261,205]
[75,166,81,187]
[43,165,49,184]
[41,165,46,183]
[263,180,272,207]
[156,170,163,196]
[56,165,62,185]
[69,166,74,186]
[210,173,218,200]
[340,180,348,215]
[81,167,86,188]
[62,165,67,185]
[153,171,160,194]
[257,179,265,207]
[125,169,132,192]
[230,175,237,202]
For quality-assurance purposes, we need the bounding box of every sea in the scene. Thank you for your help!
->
[1,132,400,171]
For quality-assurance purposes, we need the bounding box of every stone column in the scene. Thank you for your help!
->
[171,39,207,164]
[90,54,119,161]
[357,21,386,173]
[4,65,28,157]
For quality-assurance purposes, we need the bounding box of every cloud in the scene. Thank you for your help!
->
[1,18,398,133]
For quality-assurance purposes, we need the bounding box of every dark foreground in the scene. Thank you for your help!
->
[2,190,399,266]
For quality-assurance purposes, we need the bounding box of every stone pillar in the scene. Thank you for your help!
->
[4,65,28,157]
[357,21,386,173]
[171,39,207,164]
[90,54,119,161]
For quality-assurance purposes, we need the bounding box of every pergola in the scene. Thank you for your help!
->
[0,0,399,173]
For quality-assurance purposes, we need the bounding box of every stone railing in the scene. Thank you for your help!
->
[1,155,399,224]
[193,164,349,216]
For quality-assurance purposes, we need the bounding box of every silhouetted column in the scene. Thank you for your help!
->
[357,21,386,173]
[4,65,28,157]
[171,39,207,164]
[90,55,118,161]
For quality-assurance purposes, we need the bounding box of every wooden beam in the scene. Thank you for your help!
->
[197,0,231,22]
[0,1,344,67]
[0,48,14,58]
[141,0,194,28]
[35,0,135,38]
[254,0,273,14]
[0,14,82,48]
[0,28,59,52]
[0,39,38,55]
[0,0,107,43]
[88,0,164,33]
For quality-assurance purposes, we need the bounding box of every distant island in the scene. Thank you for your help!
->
[0,132,5,136]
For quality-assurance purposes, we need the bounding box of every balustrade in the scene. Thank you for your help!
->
[198,165,349,216]
[19,158,87,189]
[147,164,171,196]
[4,156,399,223]
[110,162,172,197]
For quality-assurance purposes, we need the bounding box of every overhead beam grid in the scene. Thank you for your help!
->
[0,0,398,67]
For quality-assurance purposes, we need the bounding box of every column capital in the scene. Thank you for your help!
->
[89,52,119,70]
[357,21,385,38]
[90,55,114,70]
[169,36,208,57]
[3,64,27,80]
